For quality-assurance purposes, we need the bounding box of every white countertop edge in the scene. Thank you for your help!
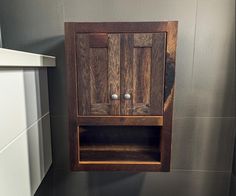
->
[0,48,56,67]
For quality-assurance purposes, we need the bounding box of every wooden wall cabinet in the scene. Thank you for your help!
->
[65,22,178,171]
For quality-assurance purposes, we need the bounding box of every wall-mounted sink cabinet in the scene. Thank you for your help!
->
[65,22,178,171]
[0,48,55,196]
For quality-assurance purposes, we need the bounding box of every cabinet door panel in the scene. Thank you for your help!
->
[77,33,120,116]
[121,33,166,116]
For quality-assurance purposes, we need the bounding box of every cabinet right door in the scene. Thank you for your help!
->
[120,33,166,116]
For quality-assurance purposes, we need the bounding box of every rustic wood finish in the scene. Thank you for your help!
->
[65,23,78,170]
[134,33,152,47]
[120,33,133,115]
[65,22,178,171]
[150,33,166,115]
[77,34,90,115]
[108,34,120,115]
[78,116,163,126]
[90,48,108,104]
[89,33,108,48]
[132,47,151,114]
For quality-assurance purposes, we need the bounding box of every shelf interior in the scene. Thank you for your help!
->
[78,126,161,163]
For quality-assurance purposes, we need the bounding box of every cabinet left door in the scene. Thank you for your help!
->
[76,33,120,116]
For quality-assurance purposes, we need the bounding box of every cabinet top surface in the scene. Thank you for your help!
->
[0,48,56,67]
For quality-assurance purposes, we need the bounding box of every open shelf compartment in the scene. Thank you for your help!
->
[78,126,161,164]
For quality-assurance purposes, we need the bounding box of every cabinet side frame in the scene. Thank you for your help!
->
[161,22,178,171]
[65,23,79,170]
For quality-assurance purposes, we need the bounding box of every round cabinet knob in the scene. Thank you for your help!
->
[111,94,119,100]
[124,93,131,100]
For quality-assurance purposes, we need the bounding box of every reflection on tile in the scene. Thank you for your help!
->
[27,114,52,195]
[192,0,235,117]
[37,69,50,118]
[0,132,31,196]
[23,69,50,127]
[172,117,235,171]
[0,69,27,150]
[53,170,230,196]
[41,114,53,174]
[173,87,194,118]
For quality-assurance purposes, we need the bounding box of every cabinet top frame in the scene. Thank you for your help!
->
[65,21,178,60]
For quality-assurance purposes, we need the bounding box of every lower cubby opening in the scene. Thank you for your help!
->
[78,126,161,163]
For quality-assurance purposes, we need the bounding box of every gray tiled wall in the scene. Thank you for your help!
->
[0,0,235,196]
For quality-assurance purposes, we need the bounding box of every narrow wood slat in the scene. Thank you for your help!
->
[78,116,163,126]
[150,33,166,115]
[77,34,90,115]
[65,23,79,170]
[80,150,160,162]
[120,34,133,115]
[80,145,160,152]
[108,34,120,115]
[79,161,161,165]
[133,47,151,115]
[134,33,152,47]
[77,126,81,161]
[90,48,108,104]
[161,22,178,172]
[70,21,174,33]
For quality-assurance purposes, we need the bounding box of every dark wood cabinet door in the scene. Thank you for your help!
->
[77,32,166,116]
[76,33,120,116]
[120,33,166,115]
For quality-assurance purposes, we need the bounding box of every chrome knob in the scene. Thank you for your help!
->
[111,94,119,100]
[124,93,131,100]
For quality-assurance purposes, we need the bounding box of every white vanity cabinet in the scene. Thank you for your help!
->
[0,48,55,196]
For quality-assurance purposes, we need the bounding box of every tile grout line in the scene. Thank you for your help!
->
[51,167,232,174]
[174,116,236,119]
[0,112,50,154]
[172,169,232,173]
[50,115,236,119]
[190,0,199,95]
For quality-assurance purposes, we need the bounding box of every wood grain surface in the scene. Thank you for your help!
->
[78,116,163,126]
[120,33,133,115]
[108,34,120,115]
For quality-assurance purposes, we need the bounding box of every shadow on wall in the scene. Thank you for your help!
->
[87,172,145,196]
[53,170,145,196]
